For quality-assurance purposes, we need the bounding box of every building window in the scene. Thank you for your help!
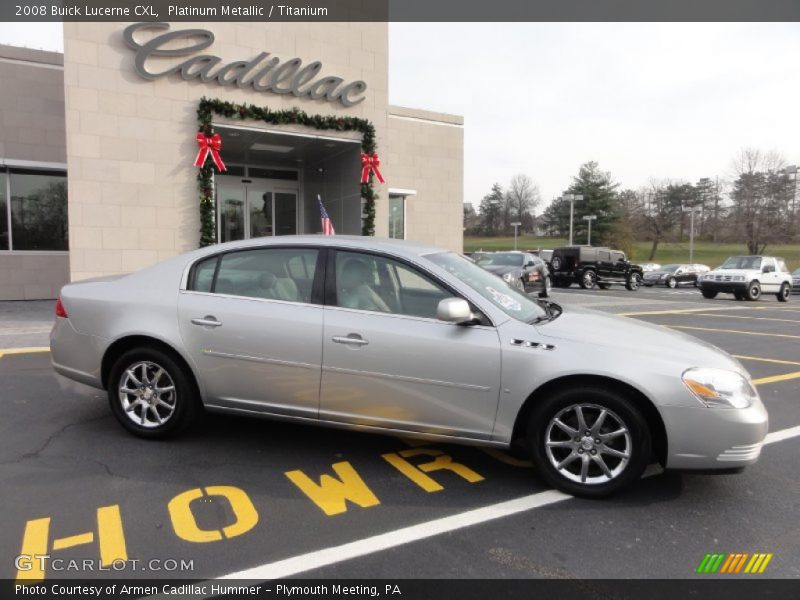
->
[388,194,406,240]
[0,171,7,251]
[3,168,68,251]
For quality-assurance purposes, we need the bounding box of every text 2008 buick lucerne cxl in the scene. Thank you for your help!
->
[51,236,768,497]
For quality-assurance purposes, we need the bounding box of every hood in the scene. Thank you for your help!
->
[535,306,741,371]
[644,270,674,278]
[705,269,752,278]
[481,265,518,275]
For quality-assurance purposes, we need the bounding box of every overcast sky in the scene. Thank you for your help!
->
[2,22,798,211]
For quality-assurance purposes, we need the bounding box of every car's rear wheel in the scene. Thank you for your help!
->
[701,290,718,299]
[777,283,790,303]
[580,270,597,289]
[528,387,651,498]
[108,347,199,438]
[625,273,641,291]
[746,281,761,301]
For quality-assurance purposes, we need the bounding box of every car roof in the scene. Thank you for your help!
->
[190,235,447,261]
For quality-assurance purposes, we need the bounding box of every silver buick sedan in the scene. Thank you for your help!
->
[51,236,768,497]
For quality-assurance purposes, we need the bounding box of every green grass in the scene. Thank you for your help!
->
[464,236,800,270]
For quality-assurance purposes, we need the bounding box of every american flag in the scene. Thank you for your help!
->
[318,195,335,236]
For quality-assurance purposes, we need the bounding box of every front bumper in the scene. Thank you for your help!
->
[661,400,768,470]
[698,280,748,293]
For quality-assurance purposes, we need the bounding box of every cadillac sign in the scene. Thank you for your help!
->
[123,22,367,107]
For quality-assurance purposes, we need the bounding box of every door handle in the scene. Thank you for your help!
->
[191,316,222,328]
[332,335,369,346]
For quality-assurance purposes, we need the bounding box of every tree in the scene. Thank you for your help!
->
[478,183,504,236]
[463,202,480,234]
[565,161,620,245]
[729,148,794,254]
[640,181,684,260]
[505,174,541,231]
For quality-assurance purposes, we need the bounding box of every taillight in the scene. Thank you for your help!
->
[55,297,68,319]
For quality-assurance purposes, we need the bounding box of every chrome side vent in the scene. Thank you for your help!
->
[510,339,555,350]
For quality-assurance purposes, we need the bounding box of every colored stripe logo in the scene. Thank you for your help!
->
[696,552,773,574]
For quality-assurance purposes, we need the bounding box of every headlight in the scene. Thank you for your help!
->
[659,274,667,279]
[502,273,514,282]
[682,367,757,409]
[733,276,745,282]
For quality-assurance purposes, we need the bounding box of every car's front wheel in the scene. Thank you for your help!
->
[538,275,551,298]
[746,281,761,301]
[108,347,200,438]
[528,387,651,498]
[625,272,642,291]
[666,276,677,288]
[777,283,790,303]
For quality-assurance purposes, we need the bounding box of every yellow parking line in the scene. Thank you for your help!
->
[734,355,800,367]
[617,307,749,317]
[687,313,800,324]
[669,325,800,340]
[0,347,50,359]
[752,371,800,386]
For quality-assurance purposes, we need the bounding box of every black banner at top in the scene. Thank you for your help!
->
[2,0,800,22]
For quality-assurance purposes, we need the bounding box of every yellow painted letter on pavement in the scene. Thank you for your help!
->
[285,461,380,516]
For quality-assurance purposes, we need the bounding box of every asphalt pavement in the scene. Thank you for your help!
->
[1,285,799,585]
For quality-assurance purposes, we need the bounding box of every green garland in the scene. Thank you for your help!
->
[196,97,378,247]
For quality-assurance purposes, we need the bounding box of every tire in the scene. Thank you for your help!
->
[597,282,611,290]
[579,270,597,289]
[108,347,200,438]
[538,276,551,298]
[625,272,642,291]
[777,283,790,303]
[527,386,651,498]
[701,290,718,299]
[666,277,677,289]
[745,281,761,301]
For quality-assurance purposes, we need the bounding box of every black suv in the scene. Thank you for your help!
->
[550,246,643,290]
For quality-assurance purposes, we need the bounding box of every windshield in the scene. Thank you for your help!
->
[793,268,800,276]
[427,252,546,322]
[476,253,524,267]
[720,256,762,270]
[660,264,680,272]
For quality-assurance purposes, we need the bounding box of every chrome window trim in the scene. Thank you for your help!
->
[321,302,496,331]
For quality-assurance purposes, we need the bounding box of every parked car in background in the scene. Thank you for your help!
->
[531,249,553,264]
[698,256,792,302]
[475,251,550,297]
[643,264,699,288]
[793,268,800,294]
[50,235,769,498]
[550,246,643,291]
[691,264,711,274]
[640,262,662,272]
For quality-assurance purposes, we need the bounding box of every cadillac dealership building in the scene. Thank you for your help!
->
[0,21,464,300]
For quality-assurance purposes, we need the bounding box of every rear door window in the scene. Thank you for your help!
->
[190,247,319,303]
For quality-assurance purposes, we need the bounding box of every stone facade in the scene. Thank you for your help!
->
[1,22,464,297]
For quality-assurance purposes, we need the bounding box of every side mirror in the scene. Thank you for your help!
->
[436,297,473,324]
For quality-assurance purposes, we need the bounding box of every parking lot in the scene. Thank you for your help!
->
[1,286,799,583]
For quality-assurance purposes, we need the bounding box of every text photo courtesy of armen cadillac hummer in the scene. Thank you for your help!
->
[1,1,799,598]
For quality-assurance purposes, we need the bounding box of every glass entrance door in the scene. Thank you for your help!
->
[274,191,298,236]
[217,176,298,242]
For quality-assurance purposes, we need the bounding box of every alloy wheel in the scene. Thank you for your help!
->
[118,361,177,428]
[544,403,632,485]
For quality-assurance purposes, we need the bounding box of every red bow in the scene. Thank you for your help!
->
[360,152,385,184]
[194,132,227,171]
